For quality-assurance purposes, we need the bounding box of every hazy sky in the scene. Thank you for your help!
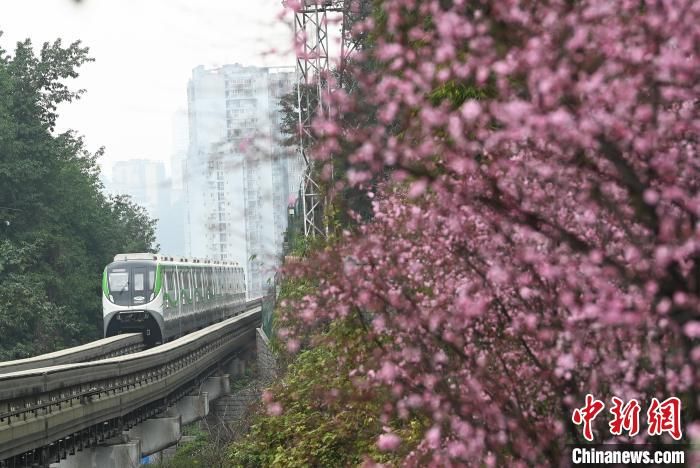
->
[0,0,293,176]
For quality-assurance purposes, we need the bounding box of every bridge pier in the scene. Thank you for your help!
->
[206,329,278,431]
[127,416,181,457]
[49,375,231,467]
[227,357,245,377]
[200,374,230,400]
[167,393,209,425]
[49,437,140,468]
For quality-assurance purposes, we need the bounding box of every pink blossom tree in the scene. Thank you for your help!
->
[281,0,699,464]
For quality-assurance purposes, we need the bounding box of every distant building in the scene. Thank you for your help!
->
[165,109,189,255]
[171,108,189,193]
[109,159,184,255]
[185,64,299,298]
[111,159,167,219]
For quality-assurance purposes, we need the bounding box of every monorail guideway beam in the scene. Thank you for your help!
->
[0,334,143,375]
[0,300,263,467]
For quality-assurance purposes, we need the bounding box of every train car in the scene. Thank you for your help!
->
[102,253,246,346]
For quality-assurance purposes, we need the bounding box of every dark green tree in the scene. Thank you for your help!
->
[0,34,157,358]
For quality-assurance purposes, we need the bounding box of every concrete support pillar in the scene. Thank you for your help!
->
[48,375,233,466]
[49,439,140,468]
[227,358,245,377]
[165,392,209,426]
[127,416,181,456]
[201,374,230,400]
[226,358,237,377]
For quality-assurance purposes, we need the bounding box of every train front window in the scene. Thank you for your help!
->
[108,270,129,291]
[107,262,156,305]
[107,267,130,306]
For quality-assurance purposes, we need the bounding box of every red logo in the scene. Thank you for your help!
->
[647,397,682,440]
[609,397,641,437]
[572,395,683,441]
[572,394,605,441]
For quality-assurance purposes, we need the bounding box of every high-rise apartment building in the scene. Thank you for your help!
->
[185,64,299,298]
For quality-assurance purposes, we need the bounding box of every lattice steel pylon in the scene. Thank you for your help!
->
[292,0,346,238]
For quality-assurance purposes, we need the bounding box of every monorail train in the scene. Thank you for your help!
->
[102,253,246,346]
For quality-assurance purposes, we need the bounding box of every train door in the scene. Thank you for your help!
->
[193,267,200,328]
[213,267,220,311]
[175,265,183,338]
[183,267,193,330]
[132,265,157,340]
[192,268,198,329]
[132,266,147,306]
[220,268,226,322]
[163,266,177,337]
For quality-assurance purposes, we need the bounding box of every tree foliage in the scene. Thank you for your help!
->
[229,320,425,468]
[274,0,699,465]
[0,34,157,359]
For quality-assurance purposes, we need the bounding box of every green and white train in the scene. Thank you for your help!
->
[102,253,246,346]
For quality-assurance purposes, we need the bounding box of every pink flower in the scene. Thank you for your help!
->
[377,433,401,451]
[683,322,700,339]
[262,390,273,404]
[377,361,399,382]
[266,402,283,416]
[460,101,481,121]
[280,0,699,463]
[426,426,441,448]
[408,179,428,198]
[286,339,300,353]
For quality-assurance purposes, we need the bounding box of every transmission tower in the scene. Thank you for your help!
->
[292,0,348,238]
